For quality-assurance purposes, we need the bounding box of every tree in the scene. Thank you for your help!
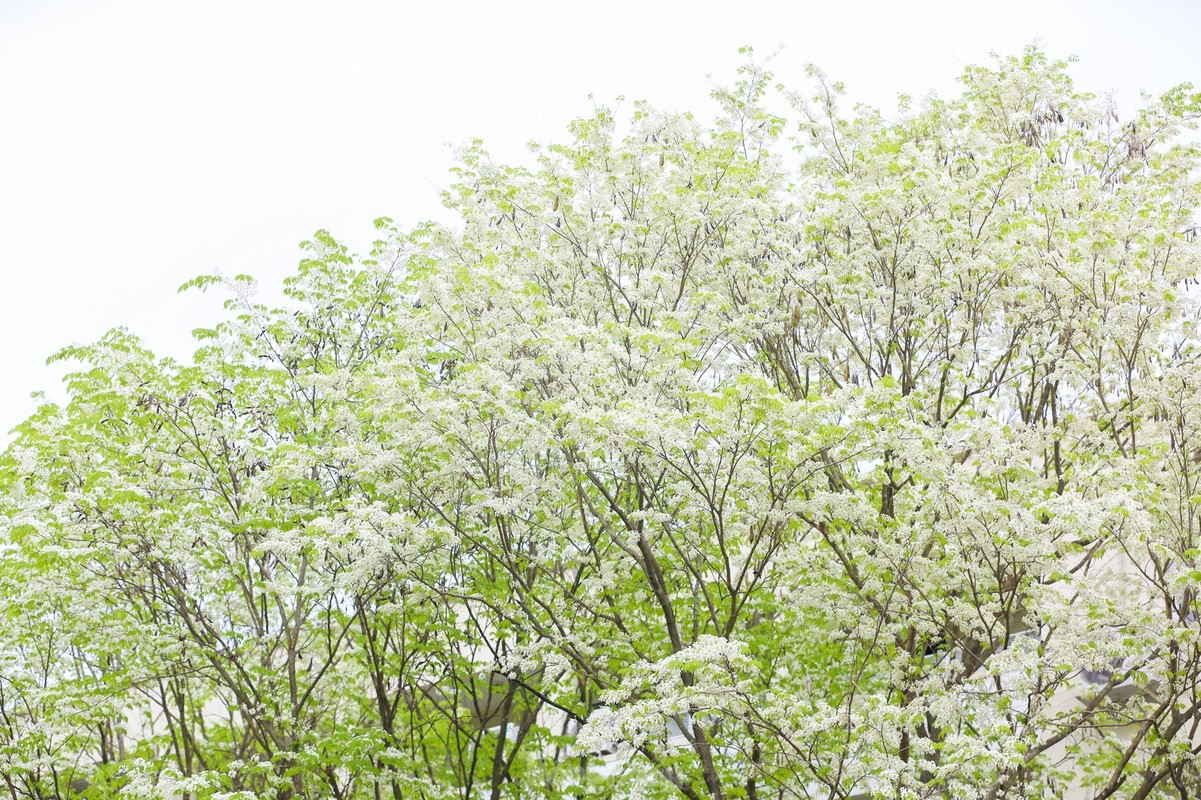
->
[3,47,1201,800]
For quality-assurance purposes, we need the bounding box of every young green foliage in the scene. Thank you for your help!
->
[3,47,1201,800]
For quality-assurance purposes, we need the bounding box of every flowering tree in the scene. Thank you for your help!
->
[3,48,1201,800]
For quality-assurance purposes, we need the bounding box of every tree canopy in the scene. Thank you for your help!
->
[3,47,1201,800]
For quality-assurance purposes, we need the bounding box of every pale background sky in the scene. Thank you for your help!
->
[0,0,1197,443]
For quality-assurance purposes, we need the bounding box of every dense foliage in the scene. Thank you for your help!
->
[4,48,1201,799]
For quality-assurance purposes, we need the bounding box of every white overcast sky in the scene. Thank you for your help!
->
[1,0,1197,443]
